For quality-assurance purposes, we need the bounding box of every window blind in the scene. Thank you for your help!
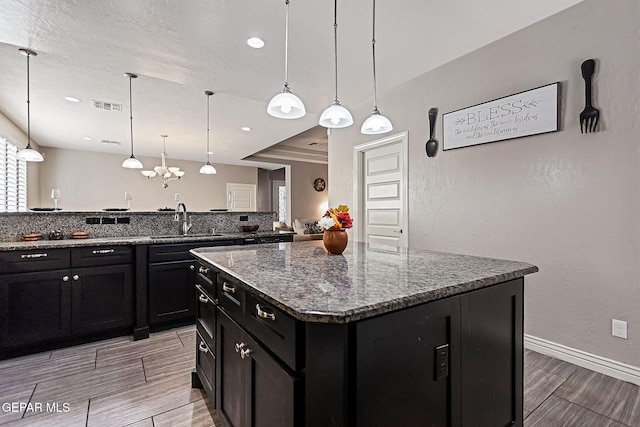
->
[0,137,28,212]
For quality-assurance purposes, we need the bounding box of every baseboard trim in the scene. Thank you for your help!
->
[524,334,640,386]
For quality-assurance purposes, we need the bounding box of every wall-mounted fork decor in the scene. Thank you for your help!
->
[580,59,600,133]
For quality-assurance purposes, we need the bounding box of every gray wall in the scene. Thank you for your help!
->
[329,0,638,365]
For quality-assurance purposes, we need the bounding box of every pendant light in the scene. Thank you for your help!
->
[121,73,143,169]
[319,0,353,129]
[16,48,44,162]
[199,91,217,175]
[267,0,306,119]
[360,0,393,135]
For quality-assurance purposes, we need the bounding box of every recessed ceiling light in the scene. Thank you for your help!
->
[65,96,81,103]
[83,137,92,141]
[241,126,252,132]
[207,151,214,155]
[246,37,264,49]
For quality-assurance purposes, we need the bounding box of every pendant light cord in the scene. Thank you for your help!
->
[333,0,339,102]
[128,76,134,155]
[26,52,32,148]
[371,0,379,112]
[206,93,211,164]
[284,0,290,90]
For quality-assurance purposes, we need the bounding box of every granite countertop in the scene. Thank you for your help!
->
[191,241,538,324]
[0,231,293,251]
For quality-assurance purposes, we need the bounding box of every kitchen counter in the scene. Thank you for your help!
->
[190,240,537,323]
[0,231,294,251]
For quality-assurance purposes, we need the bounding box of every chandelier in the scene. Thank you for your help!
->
[141,134,185,188]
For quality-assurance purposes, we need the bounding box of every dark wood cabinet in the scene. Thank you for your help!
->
[217,309,296,427]
[0,270,72,347]
[148,260,197,326]
[71,264,133,334]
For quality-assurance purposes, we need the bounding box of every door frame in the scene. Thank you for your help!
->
[352,131,409,246]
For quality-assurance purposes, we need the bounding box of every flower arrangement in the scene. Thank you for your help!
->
[317,204,353,231]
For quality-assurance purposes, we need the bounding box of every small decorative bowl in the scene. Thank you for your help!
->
[21,232,43,242]
[241,225,260,232]
[70,231,90,239]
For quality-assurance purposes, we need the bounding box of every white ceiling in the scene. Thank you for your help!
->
[0,0,583,168]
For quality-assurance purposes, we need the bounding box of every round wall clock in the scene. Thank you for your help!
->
[313,178,326,192]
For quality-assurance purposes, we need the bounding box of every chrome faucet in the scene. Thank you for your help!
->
[174,202,192,235]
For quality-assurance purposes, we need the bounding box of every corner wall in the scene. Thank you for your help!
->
[329,0,639,365]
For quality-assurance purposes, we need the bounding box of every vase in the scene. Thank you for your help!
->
[323,229,348,254]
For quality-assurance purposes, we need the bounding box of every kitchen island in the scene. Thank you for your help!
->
[190,241,538,427]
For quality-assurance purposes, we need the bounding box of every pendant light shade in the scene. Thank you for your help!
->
[122,73,143,169]
[361,0,392,135]
[17,48,44,162]
[319,0,353,129]
[267,0,306,119]
[200,91,217,175]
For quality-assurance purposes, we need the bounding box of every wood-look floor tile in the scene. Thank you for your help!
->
[0,351,51,370]
[628,393,640,426]
[0,352,96,390]
[524,349,579,379]
[0,400,89,427]
[95,334,183,368]
[50,335,131,360]
[143,345,195,382]
[0,384,36,424]
[123,418,154,427]
[523,408,530,419]
[554,367,639,425]
[153,397,219,427]
[177,328,196,349]
[524,367,567,412]
[524,395,626,427]
[30,358,145,406]
[87,372,205,426]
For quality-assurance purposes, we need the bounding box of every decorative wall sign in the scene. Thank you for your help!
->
[443,82,559,151]
[313,178,326,192]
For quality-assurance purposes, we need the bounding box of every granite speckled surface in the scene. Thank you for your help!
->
[191,241,538,324]
[0,211,276,242]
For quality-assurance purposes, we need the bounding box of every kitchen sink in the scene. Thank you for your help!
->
[150,234,224,239]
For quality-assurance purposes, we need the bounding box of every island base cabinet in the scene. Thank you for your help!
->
[0,270,71,348]
[148,260,196,326]
[217,309,297,427]
[356,297,461,427]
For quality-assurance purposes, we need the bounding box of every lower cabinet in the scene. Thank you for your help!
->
[0,270,72,347]
[217,309,297,427]
[148,260,196,326]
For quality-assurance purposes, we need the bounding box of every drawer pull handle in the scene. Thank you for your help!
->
[20,253,48,259]
[235,342,246,353]
[92,249,115,254]
[222,282,235,294]
[241,348,252,359]
[62,275,69,282]
[190,265,195,271]
[73,275,79,281]
[199,294,209,303]
[198,341,209,354]
[256,304,276,321]
[199,266,209,274]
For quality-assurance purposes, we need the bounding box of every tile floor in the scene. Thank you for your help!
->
[0,326,637,426]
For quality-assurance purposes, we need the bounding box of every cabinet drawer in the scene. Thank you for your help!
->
[245,293,298,371]
[195,265,216,300]
[217,273,244,323]
[71,246,133,267]
[196,284,216,348]
[0,248,70,274]
[196,331,216,405]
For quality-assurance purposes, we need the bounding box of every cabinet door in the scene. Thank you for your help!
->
[217,310,248,427]
[0,270,72,348]
[71,265,133,334]
[356,296,461,427]
[460,278,523,427]
[148,260,196,326]
[217,309,297,427]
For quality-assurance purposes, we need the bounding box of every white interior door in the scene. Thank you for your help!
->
[227,183,256,211]
[354,132,408,247]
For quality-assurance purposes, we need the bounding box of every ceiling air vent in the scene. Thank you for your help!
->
[92,100,123,112]
[101,140,121,145]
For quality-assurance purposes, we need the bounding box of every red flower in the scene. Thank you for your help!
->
[336,212,352,229]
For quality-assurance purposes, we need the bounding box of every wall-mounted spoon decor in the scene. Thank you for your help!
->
[580,59,600,133]
[426,107,438,157]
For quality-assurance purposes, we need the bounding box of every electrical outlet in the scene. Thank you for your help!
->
[612,319,627,339]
